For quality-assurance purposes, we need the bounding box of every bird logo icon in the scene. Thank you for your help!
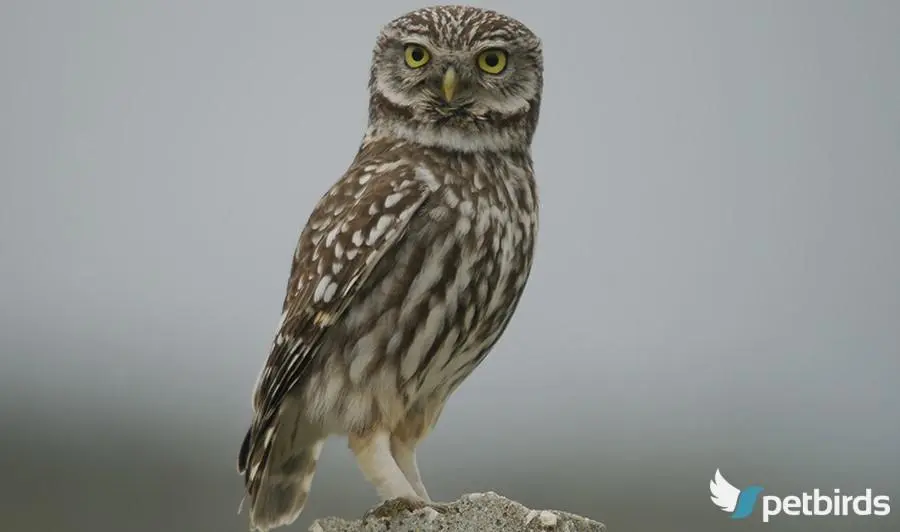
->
[710,469,765,519]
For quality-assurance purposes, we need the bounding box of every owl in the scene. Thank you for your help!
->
[237,5,543,530]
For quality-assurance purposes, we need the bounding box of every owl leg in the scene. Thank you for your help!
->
[389,436,430,501]
[348,429,421,503]
[386,400,456,512]
[389,403,435,501]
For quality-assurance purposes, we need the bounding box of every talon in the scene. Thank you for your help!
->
[363,497,427,520]
[426,501,451,514]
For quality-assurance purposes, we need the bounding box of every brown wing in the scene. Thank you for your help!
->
[238,166,431,481]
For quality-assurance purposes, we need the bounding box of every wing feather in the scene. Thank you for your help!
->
[241,168,431,480]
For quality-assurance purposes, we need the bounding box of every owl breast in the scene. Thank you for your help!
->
[300,150,538,434]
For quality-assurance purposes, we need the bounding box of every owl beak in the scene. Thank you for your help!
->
[441,67,458,103]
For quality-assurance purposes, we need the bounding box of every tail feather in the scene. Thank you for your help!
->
[237,407,325,531]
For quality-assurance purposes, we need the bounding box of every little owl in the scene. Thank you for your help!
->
[237,5,543,530]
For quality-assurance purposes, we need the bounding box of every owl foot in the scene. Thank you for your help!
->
[363,497,450,521]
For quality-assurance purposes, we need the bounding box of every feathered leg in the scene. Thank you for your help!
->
[388,399,447,502]
[348,429,421,502]
[390,436,430,501]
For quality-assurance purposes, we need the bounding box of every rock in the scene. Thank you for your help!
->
[309,491,605,532]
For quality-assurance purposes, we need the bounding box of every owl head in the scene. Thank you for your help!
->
[367,5,543,153]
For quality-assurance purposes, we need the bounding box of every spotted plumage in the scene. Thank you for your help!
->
[237,5,543,530]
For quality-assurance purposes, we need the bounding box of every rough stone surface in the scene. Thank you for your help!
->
[309,491,605,532]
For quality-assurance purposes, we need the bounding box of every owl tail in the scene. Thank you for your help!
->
[237,410,325,532]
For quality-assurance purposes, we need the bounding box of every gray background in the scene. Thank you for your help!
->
[1,1,898,531]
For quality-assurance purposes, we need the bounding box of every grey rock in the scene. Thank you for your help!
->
[309,491,606,532]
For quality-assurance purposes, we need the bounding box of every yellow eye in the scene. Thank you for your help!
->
[477,49,507,74]
[404,44,430,68]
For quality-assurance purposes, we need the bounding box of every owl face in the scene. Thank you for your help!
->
[368,6,543,152]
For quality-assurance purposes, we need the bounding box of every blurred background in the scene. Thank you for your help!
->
[1,1,898,531]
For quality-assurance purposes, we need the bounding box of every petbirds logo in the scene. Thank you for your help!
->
[709,469,891,523]
[710,469,765,520]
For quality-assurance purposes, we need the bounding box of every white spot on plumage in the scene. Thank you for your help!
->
[314,275,332,303]
[384,192,405,209]
[352,230,364,247]
[322,281,338,303]
[377,160,406,174]
[358,173,372,185]
[334,241,344,259]
[346,248,360,260]
[325,226,339,247]
[399,201,422,223]
[366,214,394,246]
